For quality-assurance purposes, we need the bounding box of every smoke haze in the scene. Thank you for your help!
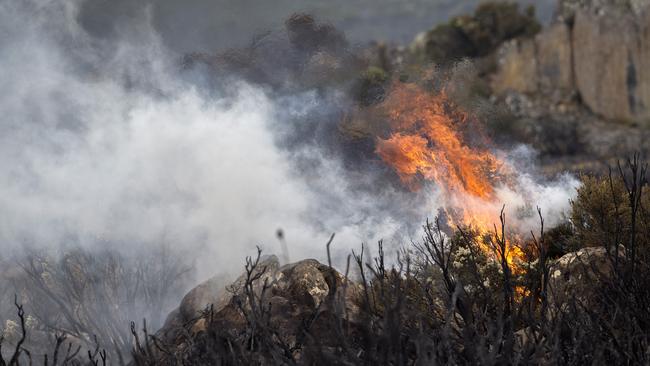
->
[0,0,424,280]
[0,0,577,287]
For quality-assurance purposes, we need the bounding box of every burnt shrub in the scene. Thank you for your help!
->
[5,158,650,365]
[129,157,650,365]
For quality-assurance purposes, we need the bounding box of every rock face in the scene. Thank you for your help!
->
[492,37,539,95]
[493,1,650,123]
[157,256,362,358]
[573,9,650,122]
[493,22,574,101]
[548,246,619,307]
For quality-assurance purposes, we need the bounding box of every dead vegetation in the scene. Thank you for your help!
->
[1,156,649,365]
[0,247,192,365]
[126,157,650,365]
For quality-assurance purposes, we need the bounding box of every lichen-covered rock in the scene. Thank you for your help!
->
[174,255,277,318]
[157,256,363,353]
[280,259,331,308]
[548,246,621,307]
[158,255,278,341]
[178,272,233,321]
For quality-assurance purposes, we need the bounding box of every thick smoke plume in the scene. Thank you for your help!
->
[0,1,413,281]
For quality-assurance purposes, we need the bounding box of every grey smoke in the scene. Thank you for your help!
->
[0,0,576,287]
[0,0,425,280]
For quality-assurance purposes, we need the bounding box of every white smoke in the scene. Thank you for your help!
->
[0,0,424,278]
[496,145,580,233]
[422,144,579,239]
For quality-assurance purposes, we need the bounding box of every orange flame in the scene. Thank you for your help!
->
[373,82,525,271]
[375,83,501,198]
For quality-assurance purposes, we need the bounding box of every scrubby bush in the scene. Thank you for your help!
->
[417,2,541,64]
[127,157,650,365]
[351,66,389,106]
[465,2,541,55]
[571,167,650,255]
[4,157,650,365]
[0,247,192,365]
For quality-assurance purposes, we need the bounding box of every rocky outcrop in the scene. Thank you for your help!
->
[147,245,637,364]
[572,9,650,122]
[548,246,621,307]
[493,1,650,123]
[157,256,363,356]
[493,22,574,101]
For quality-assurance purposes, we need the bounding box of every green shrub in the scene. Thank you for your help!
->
[351,66,389,106]
[570,173,650,253]
[418,1,541,64]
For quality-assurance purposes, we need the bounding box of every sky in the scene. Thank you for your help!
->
[78,0,555,55]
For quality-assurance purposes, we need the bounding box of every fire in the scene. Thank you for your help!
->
[373,82,525,271]
[375,84,500,199]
